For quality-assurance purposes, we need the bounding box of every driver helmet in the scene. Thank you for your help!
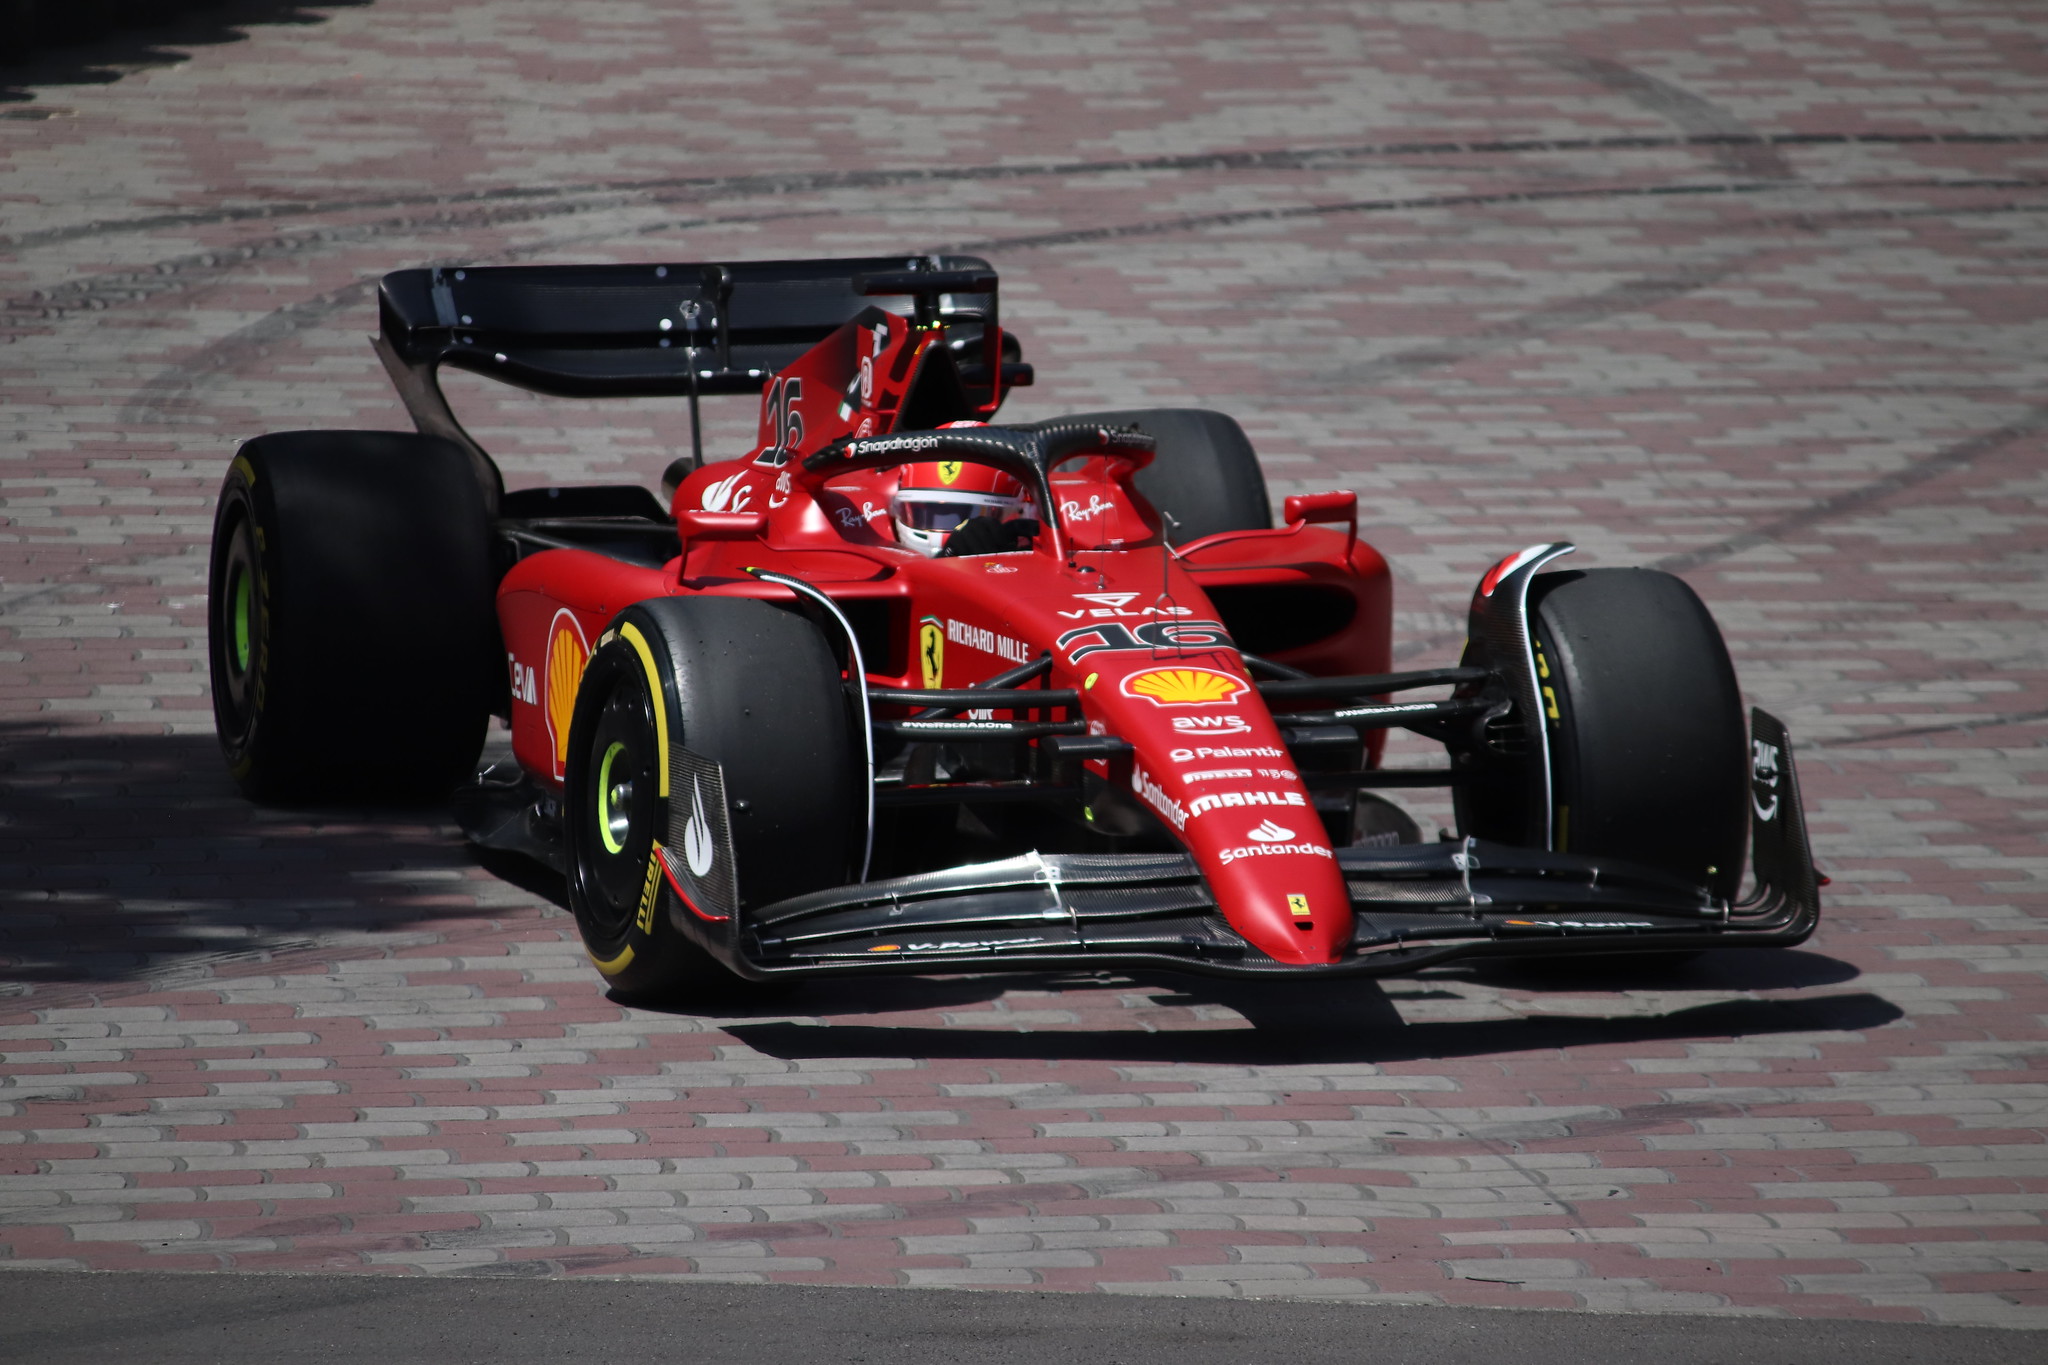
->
[889,428,1032,556]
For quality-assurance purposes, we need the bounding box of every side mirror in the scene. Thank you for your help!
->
[1283,490,1357,525]
[678,509,768,541]
[1283,490,1357,557]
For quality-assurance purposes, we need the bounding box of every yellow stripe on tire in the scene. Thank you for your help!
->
[587,943,636,975]
[617,621,671,798]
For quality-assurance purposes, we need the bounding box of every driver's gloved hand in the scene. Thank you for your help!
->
[940,517,1039,557]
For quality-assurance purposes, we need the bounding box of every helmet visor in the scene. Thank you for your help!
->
[890,491,1025,532]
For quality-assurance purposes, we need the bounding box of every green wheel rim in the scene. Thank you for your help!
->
[230,568,252,675]
[596,740,633,855]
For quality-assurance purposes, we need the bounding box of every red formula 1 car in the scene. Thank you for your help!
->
[207,255,1819,998]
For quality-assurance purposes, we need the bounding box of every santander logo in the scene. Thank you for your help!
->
[1247,819,1295,843]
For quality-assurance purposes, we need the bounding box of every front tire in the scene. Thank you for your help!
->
[1462,568,1748,898]
[565,596,859,1002]
[208,431,496,802]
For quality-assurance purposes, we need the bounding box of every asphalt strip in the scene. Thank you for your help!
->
[0,1269,2034,1364]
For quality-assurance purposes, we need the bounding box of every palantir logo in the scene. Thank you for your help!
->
[1247,819,1294,843]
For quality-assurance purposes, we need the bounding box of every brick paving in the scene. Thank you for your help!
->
[2,0,2046,1328]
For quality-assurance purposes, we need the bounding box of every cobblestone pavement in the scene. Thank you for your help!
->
[3,0,2046,1328]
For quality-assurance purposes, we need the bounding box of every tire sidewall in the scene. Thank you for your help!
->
[208,460,280,793]
[563,597,860,999]
[564,635,679,990]
[1529,569,1749,899]
[206,431,496,802]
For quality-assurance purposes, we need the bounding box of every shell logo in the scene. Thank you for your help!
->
[1121,667,1247,707]
[544,609,590,778]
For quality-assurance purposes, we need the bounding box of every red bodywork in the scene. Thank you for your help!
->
[495,310,1391,966]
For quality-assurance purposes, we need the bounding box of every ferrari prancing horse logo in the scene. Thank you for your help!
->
[919,616,944,689]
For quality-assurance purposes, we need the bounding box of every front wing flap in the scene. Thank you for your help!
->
[733,708,1819,979]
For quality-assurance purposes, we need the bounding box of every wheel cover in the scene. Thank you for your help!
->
[230,567,252,674]
[575,673,661,938]
[213,514,262,734]
[596,740,634,855]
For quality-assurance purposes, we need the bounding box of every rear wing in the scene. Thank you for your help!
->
[370,254,1017,510]
[378,254,1007,398]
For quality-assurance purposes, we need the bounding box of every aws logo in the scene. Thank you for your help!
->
[1172,715,1252,735]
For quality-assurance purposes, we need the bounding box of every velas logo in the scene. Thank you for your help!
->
[1122,667,1246,707]
[1173,715,1251,735]
[1057,591,1193,621]
[544,609,590,780]
[1247,819,1296,842]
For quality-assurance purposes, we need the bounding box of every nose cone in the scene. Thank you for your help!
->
[1203,825,1353,964]
[1103,671,1356,966]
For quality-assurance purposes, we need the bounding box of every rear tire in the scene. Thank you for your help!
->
[1035,408,1270,545]
[565,596,859,1003]
[1528,568,1748,899]
[208,431,496,802]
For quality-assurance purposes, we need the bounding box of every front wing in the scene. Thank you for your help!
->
[720,709,1819,980]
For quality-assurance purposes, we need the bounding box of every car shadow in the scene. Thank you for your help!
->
[710,954,1896,1066]
[3,1,373,106]
[3,723,1893,1073]
[0,724,512,993]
